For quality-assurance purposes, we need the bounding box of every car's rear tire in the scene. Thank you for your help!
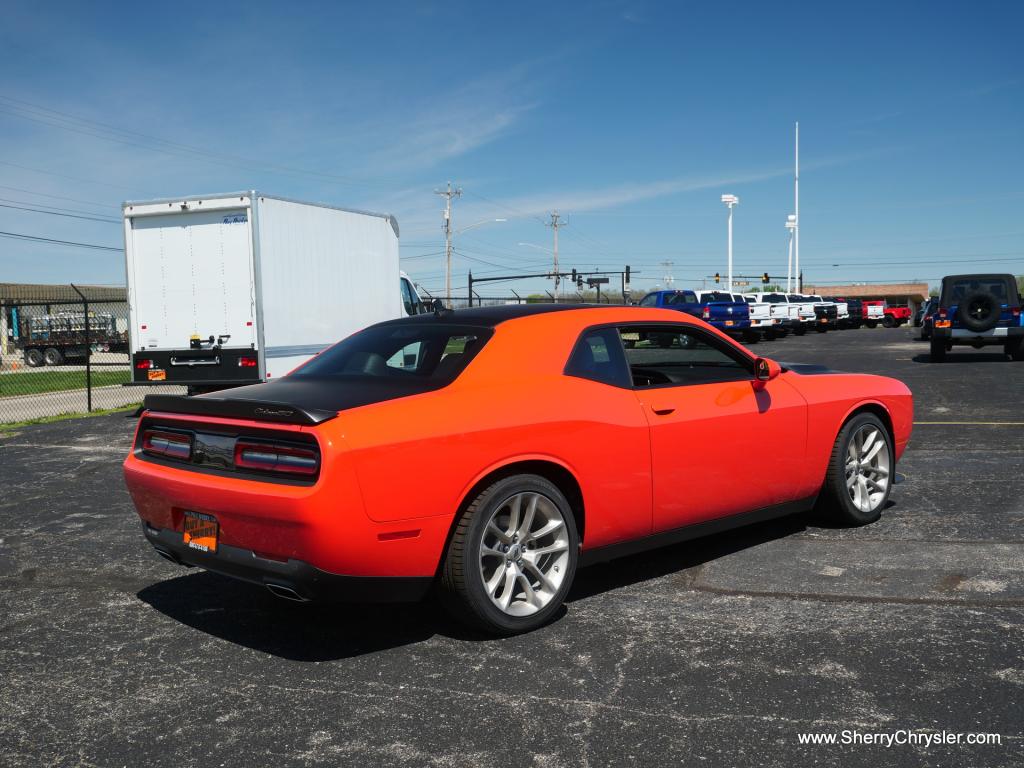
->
[24,348,44,367]
[439,474,579,636]
[1006,338,1024,362]
[743,329,760,344]
[818,412,893,526]
[793,324,806,336]
[930,337,946,362]
[865,321,877,329]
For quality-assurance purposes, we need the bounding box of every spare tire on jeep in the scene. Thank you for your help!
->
[958,290,1001,332]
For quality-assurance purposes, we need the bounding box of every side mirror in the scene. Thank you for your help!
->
[430,298,447,313]
[753,357,782,388]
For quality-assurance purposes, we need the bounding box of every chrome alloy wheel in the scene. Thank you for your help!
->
[479,491,570,617]
[845,424,891,513]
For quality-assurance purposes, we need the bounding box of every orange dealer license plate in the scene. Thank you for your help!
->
[725,320,734,326]
[183,511,218,553]
[147,369,166,381]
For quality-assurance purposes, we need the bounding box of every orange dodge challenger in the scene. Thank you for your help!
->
[124,304,912,635]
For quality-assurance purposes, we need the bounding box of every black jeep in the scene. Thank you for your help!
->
[930,273,1023,362]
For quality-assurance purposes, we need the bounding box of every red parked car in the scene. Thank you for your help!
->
[123,304,913,635]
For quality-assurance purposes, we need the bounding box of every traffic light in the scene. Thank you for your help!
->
[762,272,770,284]
[624,265,631,283]
[714,272,721,284]
[571,268,577,283]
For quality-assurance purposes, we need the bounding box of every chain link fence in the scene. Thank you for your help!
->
[0,283,183,424]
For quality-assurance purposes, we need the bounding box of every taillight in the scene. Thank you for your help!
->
[1013,307,1021,318]
[702,307,710,319]
[142,429,192,461]
[234,441,319,476]
[238,356,257,368]
[136,358,154,370]
[939,308,947,319]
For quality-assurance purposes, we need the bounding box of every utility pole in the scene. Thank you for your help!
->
[435,181,462,307]
[546,211,566,298]
[794,122,800,294]
[660,260,675,287]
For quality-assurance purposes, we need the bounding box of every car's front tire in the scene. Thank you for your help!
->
[819,412,894,526]
[440,475,579,635]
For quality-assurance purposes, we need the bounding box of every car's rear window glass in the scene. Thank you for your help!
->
[701,292,735,302]
[663,291,697,306]
[762,294,786,303]
[945,278,1013,304]
[293,323,493,383]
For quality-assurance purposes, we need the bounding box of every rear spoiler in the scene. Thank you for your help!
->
[141,394,338,426]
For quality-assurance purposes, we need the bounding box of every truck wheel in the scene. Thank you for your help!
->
[793,324,806,336]
[1006,339,1024,362]
[865,321,877,329]
[742,329,760,344]
[816,324,828,333]
[930,337,946,362]
[764,329,778,341]
[882,316,894,328]
[817,412,892,526]
[439,474,579,636]
[24,348,44,367]
[43,347,64,366]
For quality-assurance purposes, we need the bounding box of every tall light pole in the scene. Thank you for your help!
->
[721,194,739,292]
[785,214,797,292]
[435,181,462,307]
[794,121,800,292]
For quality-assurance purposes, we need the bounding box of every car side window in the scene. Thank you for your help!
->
[618,325,753,388]
[565,327,632,388]
[639,294,658,307]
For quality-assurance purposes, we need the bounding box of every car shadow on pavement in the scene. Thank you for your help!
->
[566,513,811,602]
[137,572,457,661]
[137,510,833,660]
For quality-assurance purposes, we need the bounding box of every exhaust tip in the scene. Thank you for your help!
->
[266,583,307,602]
[154,548,180,565]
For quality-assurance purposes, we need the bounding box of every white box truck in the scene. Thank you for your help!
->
[123,191,424,392]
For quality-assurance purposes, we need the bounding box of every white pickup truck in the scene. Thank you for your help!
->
[749,292,805,336]
[732,293,785,339]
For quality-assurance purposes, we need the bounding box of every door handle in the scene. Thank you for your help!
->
[651,406,675,415]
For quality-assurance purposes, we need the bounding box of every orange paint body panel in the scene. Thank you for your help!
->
[123,306,913,592]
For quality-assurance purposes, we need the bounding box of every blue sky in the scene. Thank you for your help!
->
[1,1,1022,295]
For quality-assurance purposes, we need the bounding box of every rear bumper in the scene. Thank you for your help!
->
[710,320,751,331]
[142,522,433,603]
[933,326,1023,342]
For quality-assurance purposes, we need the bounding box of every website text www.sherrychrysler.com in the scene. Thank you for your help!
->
[797,730,1003,748]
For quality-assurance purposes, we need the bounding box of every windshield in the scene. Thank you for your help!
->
[788,295,805,301]
[293,323,493,383]
[762,294,786,303]
[663,291,697,305]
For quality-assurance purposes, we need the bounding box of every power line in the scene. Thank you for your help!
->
[0,202,120,224]
[0,230,122,251]
[0,184,117,211]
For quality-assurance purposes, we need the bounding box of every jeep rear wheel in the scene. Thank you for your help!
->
[930,336,946,362]
[1006,338,1024,362]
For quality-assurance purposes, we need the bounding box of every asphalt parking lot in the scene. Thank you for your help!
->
[1,325,1021,767]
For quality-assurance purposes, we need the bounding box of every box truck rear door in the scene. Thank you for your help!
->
[129,208,256,350]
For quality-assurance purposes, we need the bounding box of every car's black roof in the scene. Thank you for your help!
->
[379,303,609,328]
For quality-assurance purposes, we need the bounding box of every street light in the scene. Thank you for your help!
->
[721,194,739,292]
[785,214,797,292]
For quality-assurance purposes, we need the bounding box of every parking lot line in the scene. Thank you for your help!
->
[913,421,1024,426]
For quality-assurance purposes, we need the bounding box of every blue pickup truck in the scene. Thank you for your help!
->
[930,273,1023,362]
[638,289,755,340]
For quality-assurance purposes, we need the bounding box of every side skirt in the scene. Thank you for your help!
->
[578,496,817,567]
